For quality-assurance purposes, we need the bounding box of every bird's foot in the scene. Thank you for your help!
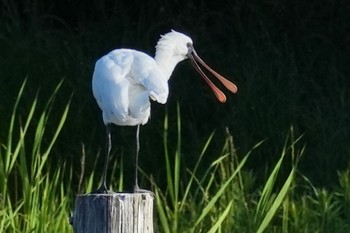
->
[90,184,114,194]
[133,185,154,196]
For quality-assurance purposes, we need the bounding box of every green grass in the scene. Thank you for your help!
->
[0,1,350,232]
[1,85,350,232]
[0,81,72,233]
[149,107,350,233]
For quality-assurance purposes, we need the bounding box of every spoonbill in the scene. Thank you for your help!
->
[92,30,237,193]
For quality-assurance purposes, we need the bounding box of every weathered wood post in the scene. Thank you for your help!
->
[71,192,154,233]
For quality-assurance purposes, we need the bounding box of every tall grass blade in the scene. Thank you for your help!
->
[207,200,233,233]
[0,81,72,232]
[193,153,249,229]
[163,112,174,202]
[155,188,171,233]
[255,144,287,221]
[256,167,295,233]
[179,132,215,212]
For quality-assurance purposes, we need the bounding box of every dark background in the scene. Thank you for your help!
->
[1,0,349,190]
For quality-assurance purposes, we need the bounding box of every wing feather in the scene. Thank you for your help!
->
[92,49,169,126]
[130,50,169,103]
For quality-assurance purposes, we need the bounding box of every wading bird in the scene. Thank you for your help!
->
[92,30,237,193]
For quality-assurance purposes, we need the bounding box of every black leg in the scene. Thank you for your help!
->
[95,123,111,193]
[134,124,141,192]
[133,124,154,194]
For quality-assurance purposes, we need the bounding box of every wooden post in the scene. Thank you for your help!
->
[71,192,154,233]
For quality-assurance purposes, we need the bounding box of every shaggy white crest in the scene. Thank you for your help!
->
[155,30,193,79]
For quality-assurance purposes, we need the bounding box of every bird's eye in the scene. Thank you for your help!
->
[186,42,193,55]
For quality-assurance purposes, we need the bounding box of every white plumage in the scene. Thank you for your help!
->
[92,49,168,126]
[92,30,237,193]
[92,31,194,127]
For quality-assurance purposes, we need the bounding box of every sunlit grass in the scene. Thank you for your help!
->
[150,107,350,233]
[0,81,72,233]
[0,1,350,232]
[1,86,349,232]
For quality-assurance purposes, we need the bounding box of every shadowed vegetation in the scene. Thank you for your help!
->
[0,0,349,232]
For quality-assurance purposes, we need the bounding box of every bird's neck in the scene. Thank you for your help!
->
[154,45,184,80]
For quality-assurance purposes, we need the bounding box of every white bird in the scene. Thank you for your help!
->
[92,30,237,193]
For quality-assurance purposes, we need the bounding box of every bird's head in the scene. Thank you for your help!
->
[157,30,238,102]
[156,30,193,62]
[166,30,237,103]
